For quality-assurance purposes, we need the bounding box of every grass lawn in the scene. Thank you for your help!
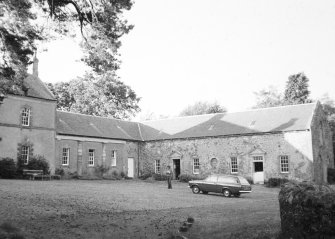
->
[0,179,281,239]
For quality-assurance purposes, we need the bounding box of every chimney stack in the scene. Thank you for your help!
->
[33,51,39,77]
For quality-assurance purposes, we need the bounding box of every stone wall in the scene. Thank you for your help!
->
[55,138,139,178]
[140,131,314,182]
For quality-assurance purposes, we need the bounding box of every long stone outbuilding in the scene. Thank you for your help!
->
[0,68,334,184]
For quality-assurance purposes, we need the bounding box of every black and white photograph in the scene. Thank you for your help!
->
[1,0,335,238]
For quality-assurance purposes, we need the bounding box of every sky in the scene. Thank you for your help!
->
[37,0,335,119]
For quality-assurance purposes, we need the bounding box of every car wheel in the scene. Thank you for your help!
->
[222,189,231,197]
[202,191,208,194]
[192,186,200,194]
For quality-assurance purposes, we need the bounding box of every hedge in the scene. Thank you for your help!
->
[279,182,335,238]
[0,158,17,179]
[266,177,289,187]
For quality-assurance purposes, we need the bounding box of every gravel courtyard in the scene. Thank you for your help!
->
[0,179,281,239]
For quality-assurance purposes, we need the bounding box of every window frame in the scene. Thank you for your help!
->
[21,107,31,126]
[155,159,160,174]
[21,146,30,165]
[62,148,70,166]
[280,155,289,173]
[111,150,117,167]
[193,158,200,174]
[230,156,238,174]
[88,149,95,166]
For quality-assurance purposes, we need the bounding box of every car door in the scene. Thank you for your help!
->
[202,175,218,192]
[217,176,240,194]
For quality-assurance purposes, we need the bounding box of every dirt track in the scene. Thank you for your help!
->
[0,179,281,238]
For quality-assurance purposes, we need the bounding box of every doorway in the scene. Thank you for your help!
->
[253,161,264,184]
[128,158,134,178]
[173,159,180,179]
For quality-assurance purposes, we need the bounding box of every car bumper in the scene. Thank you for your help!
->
[239,190,252,193]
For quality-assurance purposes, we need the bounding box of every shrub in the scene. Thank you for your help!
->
[279,182,335,238]
[120,171,126,178]
[139,172,153,180]
[267,177,289,187]
[55,168,64,176]
[27,155,50,174]
[328,168,335,184]
[178,174,205,182]
[0,158,17,179]
[153,173,169,181]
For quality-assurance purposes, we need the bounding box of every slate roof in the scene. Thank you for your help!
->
[56,111,142,141]
[56,103,317,142]
[23,74,55,101]
[139,103,317,141]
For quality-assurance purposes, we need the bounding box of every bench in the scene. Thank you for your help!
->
[22,169,51,180]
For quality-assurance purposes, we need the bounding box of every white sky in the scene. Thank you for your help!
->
[37,0,335,119]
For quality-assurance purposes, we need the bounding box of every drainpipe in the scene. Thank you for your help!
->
[137,142,140,177]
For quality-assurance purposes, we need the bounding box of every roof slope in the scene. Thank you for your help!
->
[23,74,55,101]
[56,111,142,141]
[56,103,317,141]
[139,103,317,141]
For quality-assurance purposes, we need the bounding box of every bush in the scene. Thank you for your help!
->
[0,158,17,179]
[279,182,335,238]
[120,171,126,178]
[55,168,64,176]
[267,177,289,187]
[27,155,50,174]
[178,174,205,182]
[328,168,335,184]
[139,172,153,180]
[153,173,169,181]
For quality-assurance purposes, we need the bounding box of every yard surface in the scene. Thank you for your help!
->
[0,179,281,239]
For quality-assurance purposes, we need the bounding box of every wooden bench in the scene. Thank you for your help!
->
[22,169,51,180]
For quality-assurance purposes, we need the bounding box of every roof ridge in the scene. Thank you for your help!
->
[56,110,132,122]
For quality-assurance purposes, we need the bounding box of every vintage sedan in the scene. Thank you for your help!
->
[188,174,252,197]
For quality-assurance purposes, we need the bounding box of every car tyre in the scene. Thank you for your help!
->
[202,191,208,194]
[192,186,200,194]
[222,189,231,197]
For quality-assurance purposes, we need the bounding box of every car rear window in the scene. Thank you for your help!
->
[238,177,250,185]
[218,176,238,184]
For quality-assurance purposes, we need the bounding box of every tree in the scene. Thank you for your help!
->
[179,101,226,116]
[47,72,140,120]
[1,0,133,94]
[319,94,335,141]
[284,72,312,104]
[253,86,284,109]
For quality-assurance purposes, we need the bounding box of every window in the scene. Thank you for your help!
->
[62,148,70,165]
[231,157,238,174]
[21,108,31,126]
[253,156,263,161]
[155,160,160,173]
[280,155,289,173]
[205,175,218,182]
[21,146,30,164]
[88,149,95,166]
[193,158,200,174]
[111,150,117,166]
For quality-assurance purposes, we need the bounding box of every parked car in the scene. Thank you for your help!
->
[188,174,252,197]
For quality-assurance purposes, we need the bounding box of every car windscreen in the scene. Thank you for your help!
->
[218,176,238,184]
[238,177,250,185]
[205,175,217,182]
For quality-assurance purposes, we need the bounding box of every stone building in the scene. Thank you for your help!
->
[0,69,333,184]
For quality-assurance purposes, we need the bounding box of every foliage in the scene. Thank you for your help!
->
[0,0,43,95]
[95,164,110,177]
[279,182,335,238]
[138,172,153,180]
[178,174,205,183]
[26,155,50,174]
[1,0,134,95]
[266,177,289,187]
[179,101,227,116]
[0,158,17,179]
[55,168,65,176]
[153,173,169,181]
[319,94,335,141]
[283,72,312,105]
[46,73,140,119]
[253,86,284,109]
[0,222,25,239]
[328,168,335,184]
[120,171,126,178]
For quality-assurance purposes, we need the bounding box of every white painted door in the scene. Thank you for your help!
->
[128,158,134,178]
[253,161,264,184]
